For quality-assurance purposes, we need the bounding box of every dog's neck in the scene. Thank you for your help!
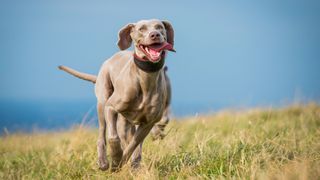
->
[133,53,166,73]
[133,52,165,93]
[137,68,161,94]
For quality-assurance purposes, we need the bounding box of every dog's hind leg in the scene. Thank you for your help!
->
[151,73,171,140]
[97,102,109,170]
[150,108,170,140]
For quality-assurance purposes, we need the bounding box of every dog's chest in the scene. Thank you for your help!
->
[138,92,165,119]
[111,83,166,124]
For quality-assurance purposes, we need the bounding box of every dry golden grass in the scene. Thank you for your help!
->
[1,103,320,179]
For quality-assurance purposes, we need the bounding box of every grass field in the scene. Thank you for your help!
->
[1,103,320,179]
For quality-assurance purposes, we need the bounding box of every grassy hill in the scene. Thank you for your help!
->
[1,103,319,179]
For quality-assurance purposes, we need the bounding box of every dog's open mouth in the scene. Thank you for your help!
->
[138,42,175,62]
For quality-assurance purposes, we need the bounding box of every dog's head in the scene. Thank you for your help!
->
[117,19,175,63]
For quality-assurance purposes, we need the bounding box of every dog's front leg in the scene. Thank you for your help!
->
[131,139,143,168]
[105,106,123,171]
[120,122,154,167]
[118,118,143,168]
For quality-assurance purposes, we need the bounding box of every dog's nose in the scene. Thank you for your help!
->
[149,31,160,40]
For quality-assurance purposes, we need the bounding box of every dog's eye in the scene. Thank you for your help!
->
[155,24,163,30]
[138,25,147,32]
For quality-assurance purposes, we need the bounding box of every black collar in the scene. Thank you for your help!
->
[133,52,165,73]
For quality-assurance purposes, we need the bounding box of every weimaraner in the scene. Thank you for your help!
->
[58,19,175,171]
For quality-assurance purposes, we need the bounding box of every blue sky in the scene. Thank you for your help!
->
[1,0,320,110]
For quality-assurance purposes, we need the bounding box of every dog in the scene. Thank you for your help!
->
[58,19,175,171]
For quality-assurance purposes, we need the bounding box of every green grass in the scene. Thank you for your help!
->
[1,103,320,179]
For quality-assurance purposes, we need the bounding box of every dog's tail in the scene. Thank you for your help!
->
[58,65,97,84]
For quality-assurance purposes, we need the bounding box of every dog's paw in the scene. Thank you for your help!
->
[131,161,141,169]
[108,138,123,172]
[150,127,166,140]
[97,159,109,171]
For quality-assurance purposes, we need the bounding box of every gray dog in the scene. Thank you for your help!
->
[59,19,175,171]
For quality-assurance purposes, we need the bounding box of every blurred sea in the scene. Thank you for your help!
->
[1,98,316,134]
[0,99,222,134]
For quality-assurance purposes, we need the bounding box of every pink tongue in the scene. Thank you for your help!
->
[148,42,175,52]
[149,49,158,56]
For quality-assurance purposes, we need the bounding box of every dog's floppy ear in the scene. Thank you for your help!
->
[162,21,174,46]
[117,23,135,50]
